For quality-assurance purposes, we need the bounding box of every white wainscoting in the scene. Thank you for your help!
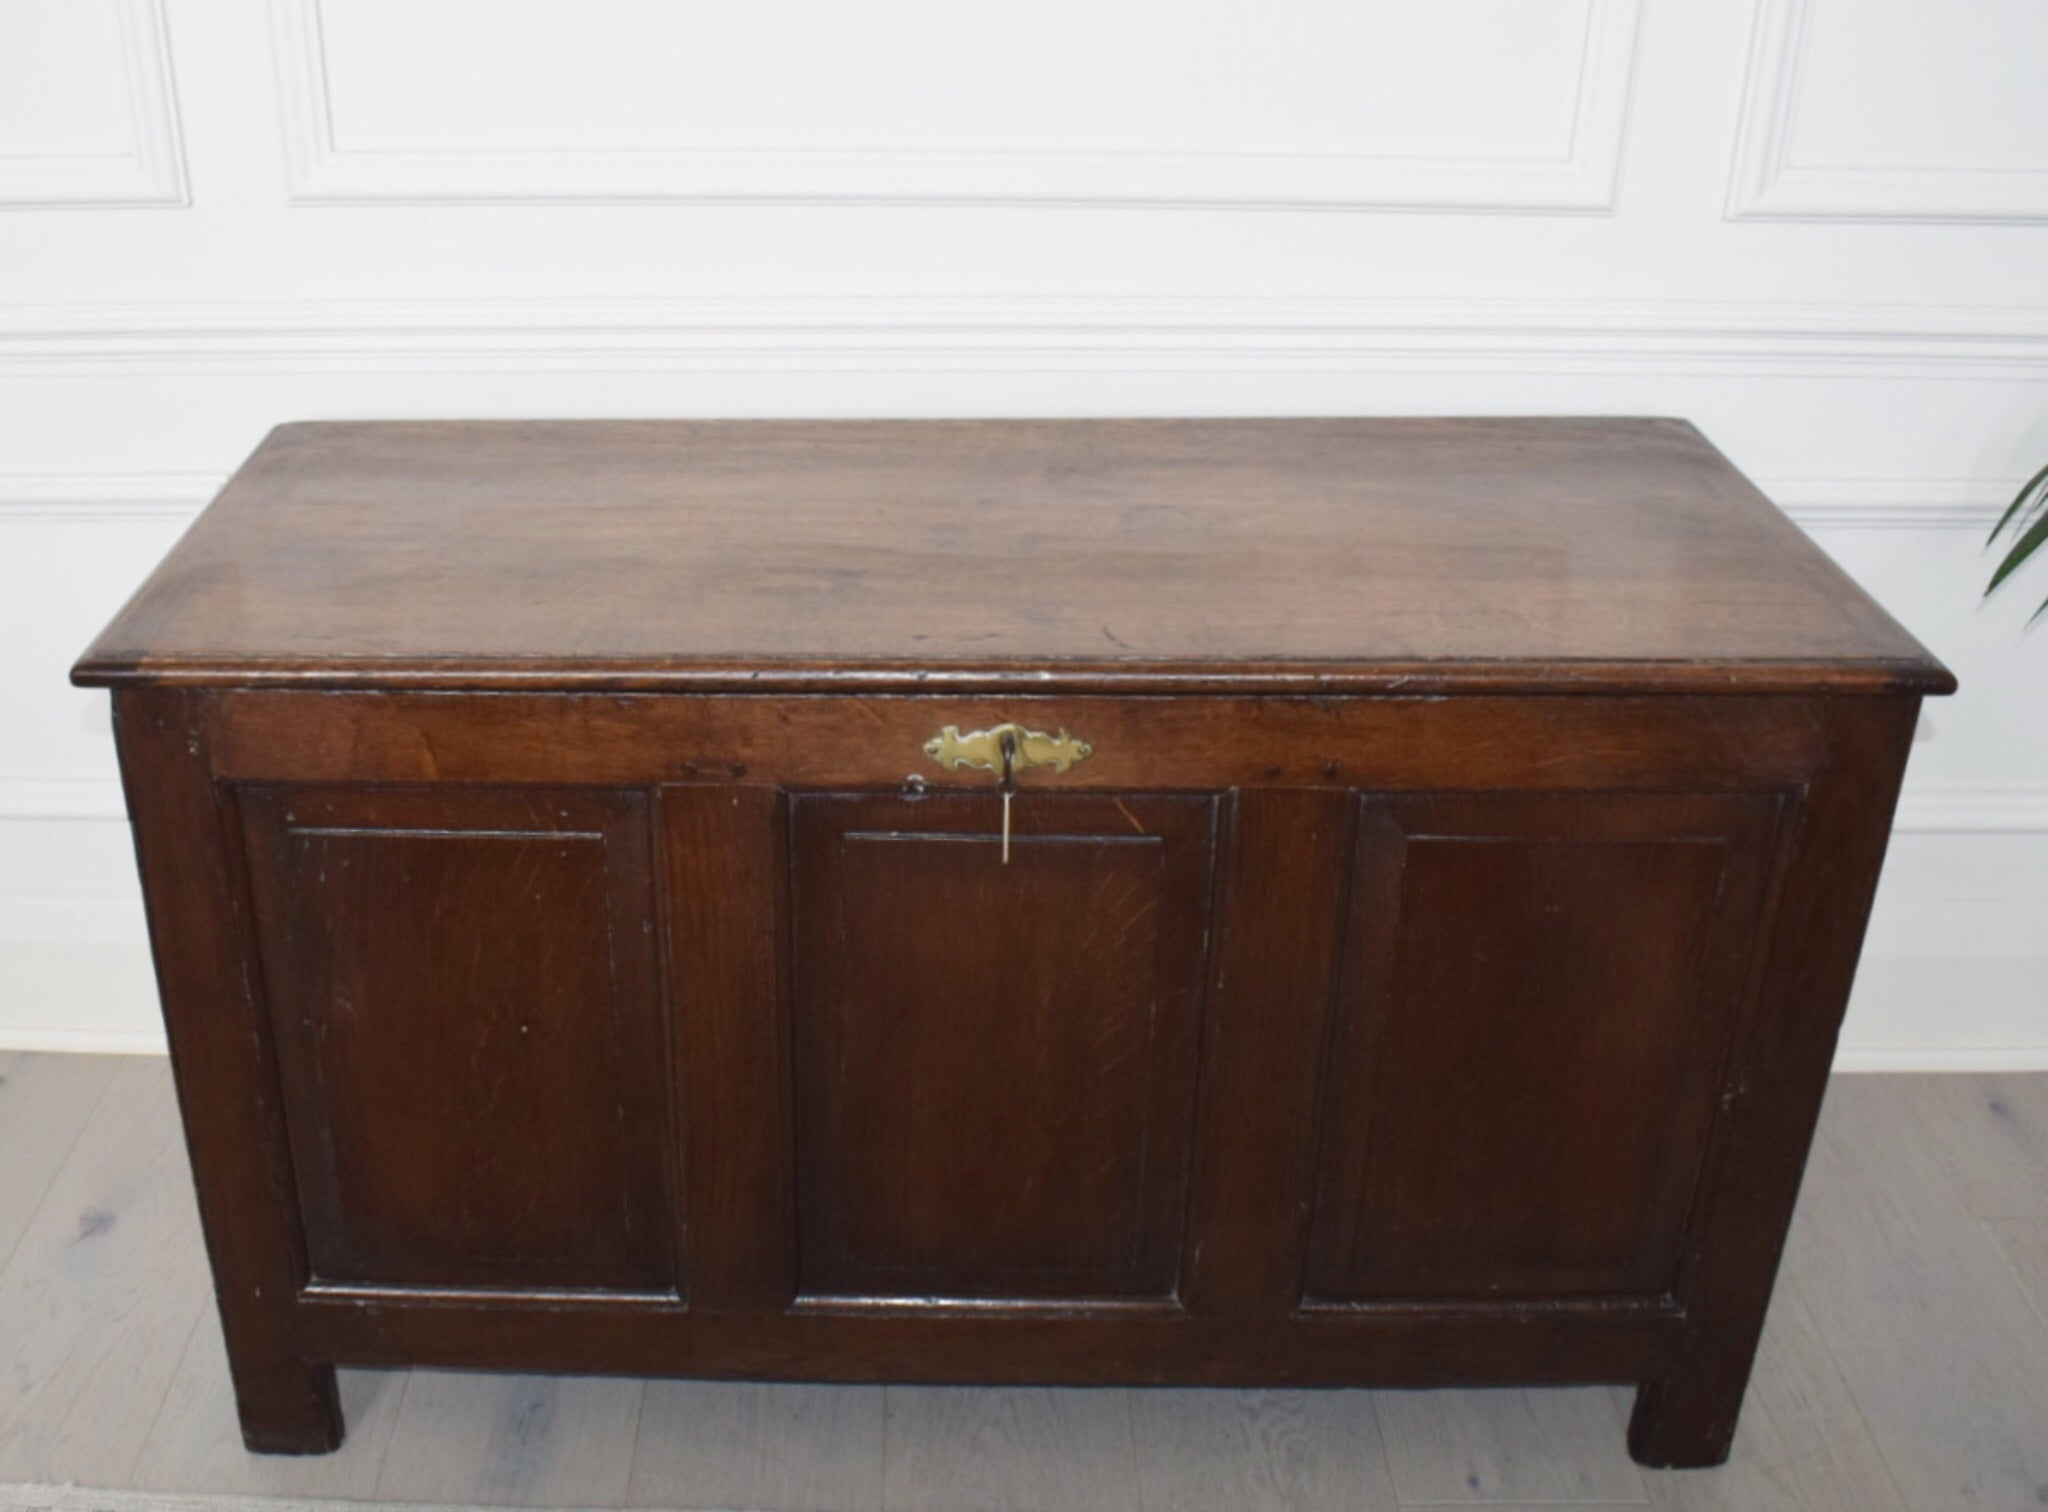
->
[0,0,187,207]
[0,0,2044,1065]
[271,0,1642,209]
[1729,0,2048,222]
[4,295,2048,377]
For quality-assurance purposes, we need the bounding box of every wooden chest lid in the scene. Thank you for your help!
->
[73,417,1953,696]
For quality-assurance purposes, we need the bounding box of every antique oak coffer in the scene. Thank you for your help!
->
[73,418,1952,1468]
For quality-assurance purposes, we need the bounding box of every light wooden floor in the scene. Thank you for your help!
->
[1,1055,2046,1511]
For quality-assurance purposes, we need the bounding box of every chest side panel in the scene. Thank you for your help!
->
[1303,791,1783,1306]
[238,785,675,1292]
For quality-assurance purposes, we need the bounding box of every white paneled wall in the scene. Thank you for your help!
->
[1,0,2044,1063]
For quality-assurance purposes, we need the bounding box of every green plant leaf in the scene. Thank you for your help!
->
[1989,459,2048,543]
[1987,507,2048,592]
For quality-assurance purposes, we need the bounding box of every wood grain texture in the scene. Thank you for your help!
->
[1886,1073,2048,1220]
[135,1310,410,1500]
[1127,1388,1398,1512]
[1180,790,1354,1319]
[71,418,1951,696]
[626,1383,885,1511]
[1644,1285,1904,1512]
[203,690,1846,793]
[373,1371,644,1508]
[661,784,795,1313]
[1786,1077,2048,1510]
[0,1052,117,1277]
[0,1059,210,1485]
[1307,792,1778,1304]
[293,1287,1672,1386]
[1375,1387,1648,1506]
[113,688,343,1453]
[881,1386,1142,1512]
[1989,1219,2048,1335]
[239,785,673,1291]
[789,790,1215,1303]
[1629,701,1921,1470]
[3,1056,2043,1508]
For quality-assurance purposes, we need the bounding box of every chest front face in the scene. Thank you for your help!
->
[178,685,1847,1325]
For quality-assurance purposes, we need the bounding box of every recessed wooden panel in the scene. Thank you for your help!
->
[1305,791,1781,1305]
[790,791,1217,1302]
[239,786,672,1291]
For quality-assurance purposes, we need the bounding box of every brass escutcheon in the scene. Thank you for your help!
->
[923,722,1094,778]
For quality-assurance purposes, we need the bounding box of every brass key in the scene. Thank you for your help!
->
[997,729,1018,864]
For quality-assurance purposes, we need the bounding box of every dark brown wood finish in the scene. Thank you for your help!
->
[789,791,1217,1304]
[660,784,796,1313]
[1629,696,1923,1467]
[201,690,1844,791]
[238,786,673,1292]
[110,688,342,1453]
[1179,788,1357,1319]
[79,420,1950,1468]
[75,419,1949,698]
[1304,792,1783,1305]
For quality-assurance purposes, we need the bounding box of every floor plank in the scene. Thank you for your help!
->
[1883,1073,2048,1220]
[0,1052,118,1277]
[881,1386,1141,1512]
[0,1057,210,1486]
[1642,1285,1903,1512]
[1128,1388,1398,1512]
[0,1056,2042,1511]
[1785,1076,2048,1512]
[1372,1387,1647,1506]
[627,1382,885,1512]
[375,1370,645,1508]
[134,1305,410,1500]
[1988,1218,2048,1332]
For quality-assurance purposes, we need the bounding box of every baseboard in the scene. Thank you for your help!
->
[0,1023,166,1055]
[1831,1045,2048,1073]
[0,930,162,1056]
[0,1486,562,1512]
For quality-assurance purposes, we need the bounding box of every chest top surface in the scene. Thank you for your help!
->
[73,417,1951,696]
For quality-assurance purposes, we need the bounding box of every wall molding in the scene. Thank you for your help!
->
[0,471,214,524]
[0,1026,165,1056]
[0,465,2016,534]
[1763,477,2010,531]
[0,463,2019,539]
[1831,1046,2048,1074]
[5,295,2048,380]
[1727,0,2048,223]
[0,0,188,208]
[269,0,1641,211]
